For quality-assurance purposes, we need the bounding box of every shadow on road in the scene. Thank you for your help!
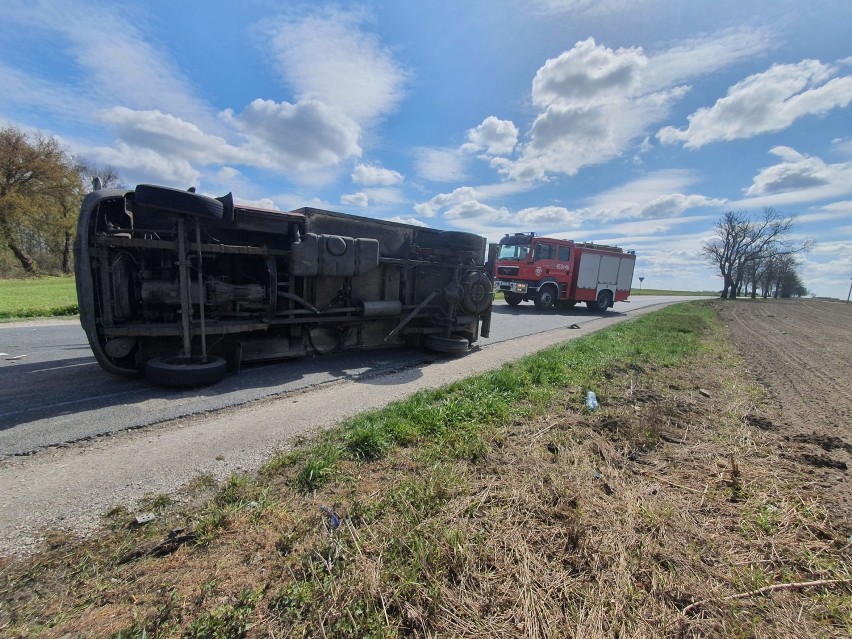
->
[490,303,627,320]
[0,346,430,439]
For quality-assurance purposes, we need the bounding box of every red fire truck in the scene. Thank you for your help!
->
[492,232,636,311]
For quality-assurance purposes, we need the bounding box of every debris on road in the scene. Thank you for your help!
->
[118,527,196,564]
[134,512,156,526]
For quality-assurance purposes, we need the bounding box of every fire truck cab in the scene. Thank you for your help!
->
[493,232,635,311]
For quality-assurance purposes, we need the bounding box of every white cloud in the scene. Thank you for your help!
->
[352,163,403,185]
[413,148,469,183]
[387,216,428,227]
[531,38,646,108]
[815,200,852,215]
[498,37,696,180]
[658,60,852,148]
[2,0,216,129]
[92,98,364,183]
[636,193,726,218]
[341,192,369,207]
[99,107,240,164]
[0,61,97,124]
[516,206,583,228]
[587,170,726,220]
[483,27,782,182]
[414,186,482,218]
[264,9,408,125]
[339,187,406,209]
[530,0,658,17]
[602,215,717,238]
[414,172,725,234]
[444,200,512,222]
[730,148,852,207]
[86,142,200,188]
[233,196,279,210]
[745,147,834,195]
[217,166,242,182]
[0,2,407,188]
[832,137,852,157]
[362,188,406,205]
[643,27,776,93]
[229,98,362,170]
[463,116,519,156]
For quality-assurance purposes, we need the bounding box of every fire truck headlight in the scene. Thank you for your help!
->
[515,283,527,293]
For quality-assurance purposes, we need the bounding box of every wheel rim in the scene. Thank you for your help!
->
[539,287,556,308]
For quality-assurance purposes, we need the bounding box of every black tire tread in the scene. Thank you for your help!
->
[423,334,470,354]
[135,184,224,220]
[145,356,228,387]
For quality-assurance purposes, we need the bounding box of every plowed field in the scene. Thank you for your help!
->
[718,299,852,525]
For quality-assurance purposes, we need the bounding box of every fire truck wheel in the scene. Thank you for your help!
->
[596,290,612,311]
[535,285,558,311]
[504,292,523,306]
[423,334,470,354]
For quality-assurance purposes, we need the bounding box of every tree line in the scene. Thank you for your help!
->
[0,127,121,277]
[702,208,812,299]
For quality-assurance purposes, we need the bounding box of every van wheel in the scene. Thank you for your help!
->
[535,285,557,311]
[135,184,224,220]
[145,356,228,387]
[423,334,470,355]
[439,230,484,251]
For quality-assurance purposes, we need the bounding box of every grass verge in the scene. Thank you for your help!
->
[630,288,717,296]
[0,276,78,320]
[1,302,849,638]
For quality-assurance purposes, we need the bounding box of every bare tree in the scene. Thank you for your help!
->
[702,208,811,299]
[77,160,124,191]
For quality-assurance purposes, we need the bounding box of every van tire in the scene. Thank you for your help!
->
[135,184,224,220]
[145,356,228,387]
[423,334,470,354]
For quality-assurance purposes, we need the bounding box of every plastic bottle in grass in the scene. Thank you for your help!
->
[585,391,599,410]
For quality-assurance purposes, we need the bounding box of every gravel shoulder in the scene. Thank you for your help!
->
[0,304,668,556]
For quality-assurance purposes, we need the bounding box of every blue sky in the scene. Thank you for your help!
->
[2,0,851,297]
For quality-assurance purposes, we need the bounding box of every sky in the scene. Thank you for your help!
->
[1,0,851,297]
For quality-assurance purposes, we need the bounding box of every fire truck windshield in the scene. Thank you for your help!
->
[498,243,530,261]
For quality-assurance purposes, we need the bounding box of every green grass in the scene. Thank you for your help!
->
[494,288,715,302]
[0,275,78,319]
[631,288,717,296]
[279,302,716,491]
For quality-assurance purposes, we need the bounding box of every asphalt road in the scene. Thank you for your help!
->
[0,296,702,455]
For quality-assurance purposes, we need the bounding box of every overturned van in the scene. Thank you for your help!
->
[74,184,492,386]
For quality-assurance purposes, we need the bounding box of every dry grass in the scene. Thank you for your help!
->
[1,305,850,638]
